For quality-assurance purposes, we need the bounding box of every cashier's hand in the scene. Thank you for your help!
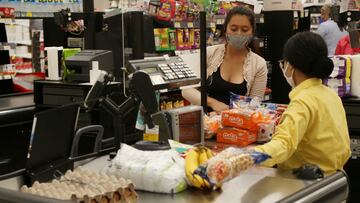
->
[208,98,229,114]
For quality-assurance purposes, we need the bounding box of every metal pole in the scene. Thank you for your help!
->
[200,11,207,113]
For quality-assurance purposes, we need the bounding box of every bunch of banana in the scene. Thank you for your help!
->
[185,145,214,189]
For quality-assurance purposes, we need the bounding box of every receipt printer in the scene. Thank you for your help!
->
[65,50,114,82]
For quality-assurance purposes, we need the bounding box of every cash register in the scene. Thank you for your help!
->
[126,56,200,90]
[126,56,204,150]
[83,55,203,151]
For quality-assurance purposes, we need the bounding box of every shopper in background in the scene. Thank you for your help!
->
[317,4,348,55]
[182,6,267,113]
[335,21,360,55]
[255,32,351,173]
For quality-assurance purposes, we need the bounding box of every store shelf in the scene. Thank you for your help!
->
[218,0,255,6]
[310,25,319,29]
[11,53,32,59]
[7,40,32,46]
[0,75,12,80]
[304,3,327,8]
[16,69,33,74]
[173,21,216,29]
[310,13,321,17]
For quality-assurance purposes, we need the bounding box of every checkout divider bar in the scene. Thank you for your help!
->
[277,171,349,203]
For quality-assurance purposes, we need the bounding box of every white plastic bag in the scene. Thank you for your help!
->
[104,144,187,194]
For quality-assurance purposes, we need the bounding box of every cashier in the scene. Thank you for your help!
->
[255,32,351,173]
[182,6,267,113]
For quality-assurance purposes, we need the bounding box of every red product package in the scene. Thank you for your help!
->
[0,7,15,18]
[217,127,257,147]
[157,0,176,21]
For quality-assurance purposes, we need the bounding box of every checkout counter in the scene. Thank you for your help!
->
[0,155,350,203]
[0,93,35,175]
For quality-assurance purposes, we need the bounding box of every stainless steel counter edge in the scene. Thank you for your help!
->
[278,171,349,203]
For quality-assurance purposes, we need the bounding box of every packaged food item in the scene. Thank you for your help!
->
[256,121,275,143]
[323,78,351,98]
[229,93,252,109]
[323,55,352,97]
[154,28,170,51]
[106,144,187,194]
[176,29,185,50]
[194,147,270,186]
[173,99,185,108]
[175,0,189,21]
[204,114,222,139]
[193,28,200,49]
[328,56,351,79]
[183,28,190,49]
[169,28,177,50]
[166,101,173,110]
[221,109,261,131]
[190,0,211,11]
[350,55,360,97]
[216,127,257,147]
[189,29,195,49]
[157,0,175,21]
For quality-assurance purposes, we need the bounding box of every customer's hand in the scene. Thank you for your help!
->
[208,98,229,113]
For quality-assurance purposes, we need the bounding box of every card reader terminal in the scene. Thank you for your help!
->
[127,56,200,90]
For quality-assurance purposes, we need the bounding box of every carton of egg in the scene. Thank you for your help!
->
[20,167,138,203]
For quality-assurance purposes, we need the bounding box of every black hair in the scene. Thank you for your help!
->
[283,32,334,79]
[223,6,256,34]
[222,6,258,52]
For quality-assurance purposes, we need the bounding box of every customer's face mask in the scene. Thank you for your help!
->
[281,61,295,88]
[226,34,252,50]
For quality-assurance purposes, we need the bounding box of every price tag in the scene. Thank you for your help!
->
[293,11,298,18]
[3,45,10,51]
[260,17,264,23]
[305,10,309,17]
[216,19,222,25]
[187,22,194,28]
[174,22,181,28]
[259,41,264,48]
[26,12,33,17]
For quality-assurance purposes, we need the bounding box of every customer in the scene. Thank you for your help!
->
[317,4,347,55]
[255,32,351,173]
[181,6,267,113]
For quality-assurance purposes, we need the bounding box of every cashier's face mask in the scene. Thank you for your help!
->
[281,62,295,88]
[226,34,252,50]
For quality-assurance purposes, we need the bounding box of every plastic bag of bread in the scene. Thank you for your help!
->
[194,147,270,187]
[204,114,221,139]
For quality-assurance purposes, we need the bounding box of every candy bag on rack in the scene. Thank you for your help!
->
[194,147,270,187]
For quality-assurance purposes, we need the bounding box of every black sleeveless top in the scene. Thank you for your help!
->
[207,67,247,110]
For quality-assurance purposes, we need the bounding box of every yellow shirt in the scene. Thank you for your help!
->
[255,78,351,172]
